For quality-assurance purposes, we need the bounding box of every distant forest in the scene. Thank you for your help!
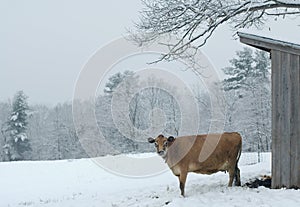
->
[0,48,271,161]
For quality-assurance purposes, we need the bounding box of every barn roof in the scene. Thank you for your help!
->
[238,32,300,56]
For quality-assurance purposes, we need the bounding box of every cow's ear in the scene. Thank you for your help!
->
[148,137,155,143]
[167,136,175,142]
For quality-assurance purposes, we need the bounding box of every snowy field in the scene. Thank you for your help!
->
[1,153,300,207]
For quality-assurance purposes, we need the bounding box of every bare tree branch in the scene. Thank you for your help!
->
[130,0,300,61]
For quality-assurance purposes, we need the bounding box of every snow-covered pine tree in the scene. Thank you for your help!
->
[222,48,271,153]
[99,70,139,153]
[104,70,136,96]
[4,91,31,160]
[222,47,254,91]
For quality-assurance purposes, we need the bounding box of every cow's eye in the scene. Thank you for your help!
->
[163,141,168,147]
[154,142,158,147]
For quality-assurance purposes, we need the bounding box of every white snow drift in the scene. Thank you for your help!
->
[0,153,299,207]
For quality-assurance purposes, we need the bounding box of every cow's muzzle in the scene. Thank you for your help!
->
[158,151,165,156]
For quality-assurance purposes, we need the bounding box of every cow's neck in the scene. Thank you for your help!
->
[163,152,168,163]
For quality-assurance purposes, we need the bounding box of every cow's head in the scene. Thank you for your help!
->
[148,134,175,157]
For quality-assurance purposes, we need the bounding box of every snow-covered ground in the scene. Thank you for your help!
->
[0,153,299,207]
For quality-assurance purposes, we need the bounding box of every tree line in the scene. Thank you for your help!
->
[0,47,271,161]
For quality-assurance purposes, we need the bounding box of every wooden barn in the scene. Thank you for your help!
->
[238,32,300,189]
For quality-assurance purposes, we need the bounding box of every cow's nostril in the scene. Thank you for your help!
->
[158,151,164,156]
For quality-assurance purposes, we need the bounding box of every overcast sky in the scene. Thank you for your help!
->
[1,0,299,105]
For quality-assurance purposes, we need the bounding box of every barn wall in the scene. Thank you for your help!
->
[272,49,300,188]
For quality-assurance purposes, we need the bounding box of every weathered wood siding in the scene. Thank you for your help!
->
[238,32,300,189]
[272,49,300,188]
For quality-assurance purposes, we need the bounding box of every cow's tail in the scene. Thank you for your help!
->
[234,141,242,186]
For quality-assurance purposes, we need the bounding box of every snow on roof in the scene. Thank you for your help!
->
[277,0,300,4]
[238,17,300,46]
[237,31,300,55]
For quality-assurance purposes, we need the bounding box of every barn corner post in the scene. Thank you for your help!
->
[237,32,300,189]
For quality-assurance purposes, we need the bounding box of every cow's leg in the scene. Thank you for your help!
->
[234,165,241,186]
[228,167,235,187]
[178,172,188,196]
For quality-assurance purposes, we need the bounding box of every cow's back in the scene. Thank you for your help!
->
[167,132,242,174]
[196,132,242,173]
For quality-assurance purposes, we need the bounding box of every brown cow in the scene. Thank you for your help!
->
[148,132,242,196]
